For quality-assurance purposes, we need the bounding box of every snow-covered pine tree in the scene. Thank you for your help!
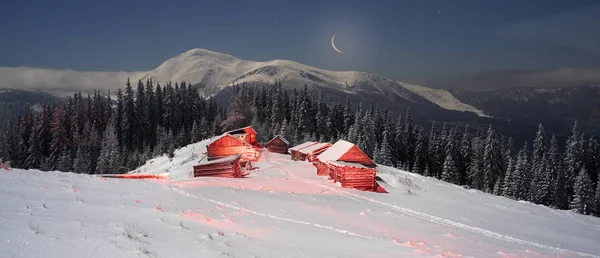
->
[564,121,582,198]
[468,133,485,190]
[191,120,200,143]
[507,142,529,200]
[167,130,176,159]
[48,104,68,169]
[372,142,381,164]
[502,156,515,198]
[73,139,91,174]
[593,175,600,217]
[24,120,44,169]
[548,135,567,209]
[531,153,551,205]
[379,131,394,166]
[96,121,122,174]
[458,125,472,184]
[122,78,135,152]
[532,123,547,163]
[570,167,594,215]
[56,148,72,172]
[483,125,502,193]
[441,151,459,184]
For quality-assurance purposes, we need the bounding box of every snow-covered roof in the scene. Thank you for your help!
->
[289,141,318,151]
[298,142,331,155]
[208,133,249,146]
[328,160,370,169]
[316,140,355,162]
[196,154,241,165]
[226,126,256,135]
[266,135,289,146]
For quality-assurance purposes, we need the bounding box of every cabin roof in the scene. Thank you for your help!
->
[195,154,241,166]
[208,133,249,146]
[226,126,256,136]
[289,141,318,151]
[266,135,289,146]
[316,140,355,162]
[298,142,331,155]
[328,160,371,169]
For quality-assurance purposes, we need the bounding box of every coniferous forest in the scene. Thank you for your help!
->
[1,80,599,217]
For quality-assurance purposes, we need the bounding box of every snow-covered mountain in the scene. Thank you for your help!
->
[0,48,486,117]
[2,140,599,257]
[141,48,421,103]
[400,82,488,117]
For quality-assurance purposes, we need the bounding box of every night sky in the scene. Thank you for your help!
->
[1,0,599,89]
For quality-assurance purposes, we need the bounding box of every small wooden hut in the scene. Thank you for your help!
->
[298,142,332,162]
[225,126,258,146]
[289,141,318,160]
[265,135,289,154]
[316,140,376,191]
[206,134,259,164]
[193,154,246,178]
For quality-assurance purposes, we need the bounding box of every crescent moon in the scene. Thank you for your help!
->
[331,34,344,53]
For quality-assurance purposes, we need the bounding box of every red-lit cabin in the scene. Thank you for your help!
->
[316,140,377,191]
[193,154,246,178]
[289,141,318,160]
[226,126,258,147]
[298,142,332,162]
[206,134,258,164]
[265,135,289,154]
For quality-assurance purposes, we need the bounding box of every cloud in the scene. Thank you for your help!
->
[0,67,148,93]
[426,67,600,91]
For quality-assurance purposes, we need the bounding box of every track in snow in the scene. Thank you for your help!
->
[167,183,377,241]
[273,162,600,258]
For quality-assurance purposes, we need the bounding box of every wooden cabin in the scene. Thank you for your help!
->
[193,154,246,178]
[265,135,289,154]
[298,142,332,162]
[316,140,376,191]
[226,126,258,146]
[289,141,318,160]
[326,161,376,190]
[206,134,259,164]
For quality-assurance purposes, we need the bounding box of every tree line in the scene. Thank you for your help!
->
[0,81,599,217]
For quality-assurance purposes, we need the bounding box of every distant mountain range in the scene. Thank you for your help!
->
[1,48,599,143]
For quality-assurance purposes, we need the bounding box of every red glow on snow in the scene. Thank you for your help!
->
[101,173,170,180]
[445,233,456,238]
[72,185,78,192]
[135,199,141,204]
[156,205,163,212]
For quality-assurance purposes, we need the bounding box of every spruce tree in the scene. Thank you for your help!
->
[570,168,594,215]
[24,121,44,169]
[379,131,394,166]
[56,148,72,172]
[441,151,459,184]
[593,176,600,216]
[513,143,531,200]
[502,156,514,198]
[564,121,582,197]
[531,153,551,205]
[96,121,121,174]
[191,120,201,143]
[49,104,68,169]
[122,78,135,152]
[483,125,502,193]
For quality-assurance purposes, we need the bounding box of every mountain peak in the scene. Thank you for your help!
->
[178,48,240,62]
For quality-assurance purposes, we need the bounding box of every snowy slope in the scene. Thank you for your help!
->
[3,141,600,258]
[401,82,488,117]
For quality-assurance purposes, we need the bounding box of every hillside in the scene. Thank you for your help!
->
[2,139,599,257]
